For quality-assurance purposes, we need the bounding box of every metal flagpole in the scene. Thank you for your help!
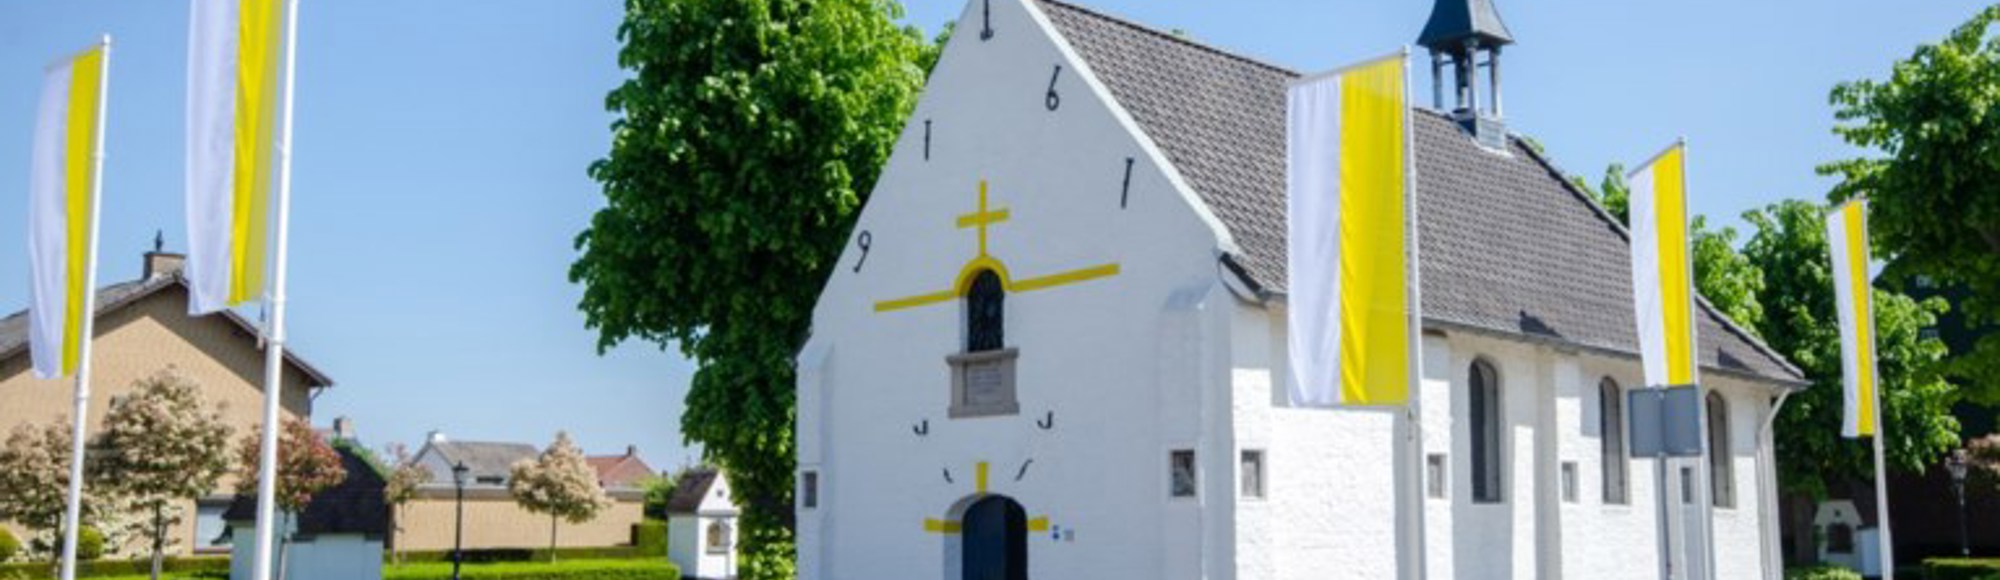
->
[57,34,112,580]
[1873,401,1894,579]
[249,1,301,579]
[1397,46,1428,580]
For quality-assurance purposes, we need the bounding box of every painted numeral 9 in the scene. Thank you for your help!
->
[852,230,872,273]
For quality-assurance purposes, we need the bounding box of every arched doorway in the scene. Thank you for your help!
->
[961,495,1027,580]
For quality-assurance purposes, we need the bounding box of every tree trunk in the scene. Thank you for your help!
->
[548,515,558,563]
[150,503,165,580]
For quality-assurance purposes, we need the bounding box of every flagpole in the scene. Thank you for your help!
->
[57,34,111,580]
[1397,46,1428,580]
[249,1,300,579]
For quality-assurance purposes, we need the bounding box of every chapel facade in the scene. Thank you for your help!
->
[795,0,1806,578]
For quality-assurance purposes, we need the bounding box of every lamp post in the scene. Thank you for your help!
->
[1948,449,1970,557]
[451,461,469,580]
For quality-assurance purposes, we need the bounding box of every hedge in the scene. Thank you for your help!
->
[390,546,648,564]
[383,559,678,580]
[632,521,666,557]
[1782,565,1861,580]
[1924,558,2000,580]
[0,556,229,579]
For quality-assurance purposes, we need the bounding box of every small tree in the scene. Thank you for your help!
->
[381,444,430,566]
[235,418,345,580]
[508,432,611,562]
[0,421,93,564]
[91,368,234,580]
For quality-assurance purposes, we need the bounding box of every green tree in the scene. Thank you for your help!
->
[90,368,234,580]
[0,421,89,563]
[1574,163,1762,330]
[574,1,936,576]
[1742,200,1958,498]
[508,432,612,562]
[236,418,346,580]
[380,444,430,567]
[1823,6,2000,402]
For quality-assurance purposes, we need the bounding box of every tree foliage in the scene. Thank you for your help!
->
[0,421,86,556]
[235,418,346,515]
[1824,6,2000,402]
[90,368,233,580]
[382,444,430,566]
[574,0,936,576]
[509,432,612,562]
[1575,164,1763,331]
[1743,200,1959,497]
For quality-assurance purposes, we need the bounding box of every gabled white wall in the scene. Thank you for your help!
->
[794,0,1236,577]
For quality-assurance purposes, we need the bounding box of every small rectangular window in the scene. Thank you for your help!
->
[1170,449,1197,498]
[1426,454,1447,499]
[1240,450,1265,499]
[1681,467,1695,505]
[801,471,819,509]
[1560,461,1579,503]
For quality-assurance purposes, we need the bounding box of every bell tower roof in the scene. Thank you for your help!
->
[1417,0,1514,50]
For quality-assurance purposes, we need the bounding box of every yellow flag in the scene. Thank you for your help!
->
[187,0,287,314]
[1827,200,1879,437]
[1627,143,1698,388]
[27,43,108,379]
[1286,52,1413,406]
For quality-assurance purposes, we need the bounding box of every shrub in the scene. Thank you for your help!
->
[0,529,17,563]
[74,527,103,561]
[381,559,678,580]
[633,520,667,556]
[389,546,647,564]
[1784,565,1862,580]
[1926,558,2000,580]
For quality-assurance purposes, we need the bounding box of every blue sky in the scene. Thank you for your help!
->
[0,0,1982,471]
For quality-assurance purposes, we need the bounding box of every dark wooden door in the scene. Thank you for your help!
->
[962,496,1027,580]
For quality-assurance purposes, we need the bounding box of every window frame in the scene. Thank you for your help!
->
[1707,390,1735,508]
[1600,378,1630,505]
[1169,449,1198,499]
[1469,359,1504,504]
[1239,449,1266,500]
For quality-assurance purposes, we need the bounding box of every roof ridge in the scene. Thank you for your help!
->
[1036,0,1300,78]
[1513,139,1806,383]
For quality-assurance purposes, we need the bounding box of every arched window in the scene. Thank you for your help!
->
[966,270,1004,352]
[1707,391,1734,508]
[706,519,733,554]
[1469,360,1502,503]
[1600,378,1628,504]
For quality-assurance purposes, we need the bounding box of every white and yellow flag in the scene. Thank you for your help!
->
[27,43,108,380]
[1285,52,1414,407]
[1827,200,1880,438]
[186,0,287,314]
[1627,142,1699,389]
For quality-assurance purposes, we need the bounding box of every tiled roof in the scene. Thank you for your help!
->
[586,451,657,490]
[665,468,720,515]
[1038,0,1804,385]
[425,440,539,483]
[0,273,335,387]
[225,445,388,537]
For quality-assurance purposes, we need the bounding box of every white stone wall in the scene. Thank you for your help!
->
[794,0,1238,577]
[669,515,738,579]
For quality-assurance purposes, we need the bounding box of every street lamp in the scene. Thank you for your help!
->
[451,461,470,580]
[1948,449,1971,557]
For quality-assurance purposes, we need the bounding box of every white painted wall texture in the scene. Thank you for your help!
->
[797,1,1791,579]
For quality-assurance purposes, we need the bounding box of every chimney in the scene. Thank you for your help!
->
[332,416,356,441]
[626,445,638,458]
[143,229,185,279]
[428,430,448,444]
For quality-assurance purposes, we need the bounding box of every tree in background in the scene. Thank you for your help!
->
[574,0,938,576]
[1824,6,2000,403]
[236,418,346,580]
[1574,163,1765,332]
[0,421,87,563]
[90,368,234,580]
[637,473,676,521]
[381,443,430,567]
[509,431,611,562]
[1970,433,2000,493]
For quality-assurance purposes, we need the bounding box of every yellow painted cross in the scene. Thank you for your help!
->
[875,180,1120,313]
[921,459,1055,537]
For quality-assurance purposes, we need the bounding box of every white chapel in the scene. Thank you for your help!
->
[793,0,1808,578]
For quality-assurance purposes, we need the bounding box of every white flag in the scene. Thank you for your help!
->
[27,44,107,379]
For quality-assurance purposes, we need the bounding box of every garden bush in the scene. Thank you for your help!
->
[632,520,666,556]
[0,555,229,579]
[391,546,646,565]
[1783,565,1861,580]
[74,527,103,562]
[0,529,17,563]
[1925,558,2000,580]
[382,559,678,580]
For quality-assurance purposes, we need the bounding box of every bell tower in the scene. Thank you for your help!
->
[1418,0,1514,148]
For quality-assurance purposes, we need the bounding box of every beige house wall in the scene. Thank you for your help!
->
[391,490,644,552]
[0,283,318,556]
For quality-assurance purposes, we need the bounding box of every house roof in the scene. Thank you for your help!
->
[1036,0,1805,386]
[0,272,335,387]
[585,450,656,490]
[420,440,539,483]
[1416,0,1515,49]
[664,468,721,515]
[224,444,388,537]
